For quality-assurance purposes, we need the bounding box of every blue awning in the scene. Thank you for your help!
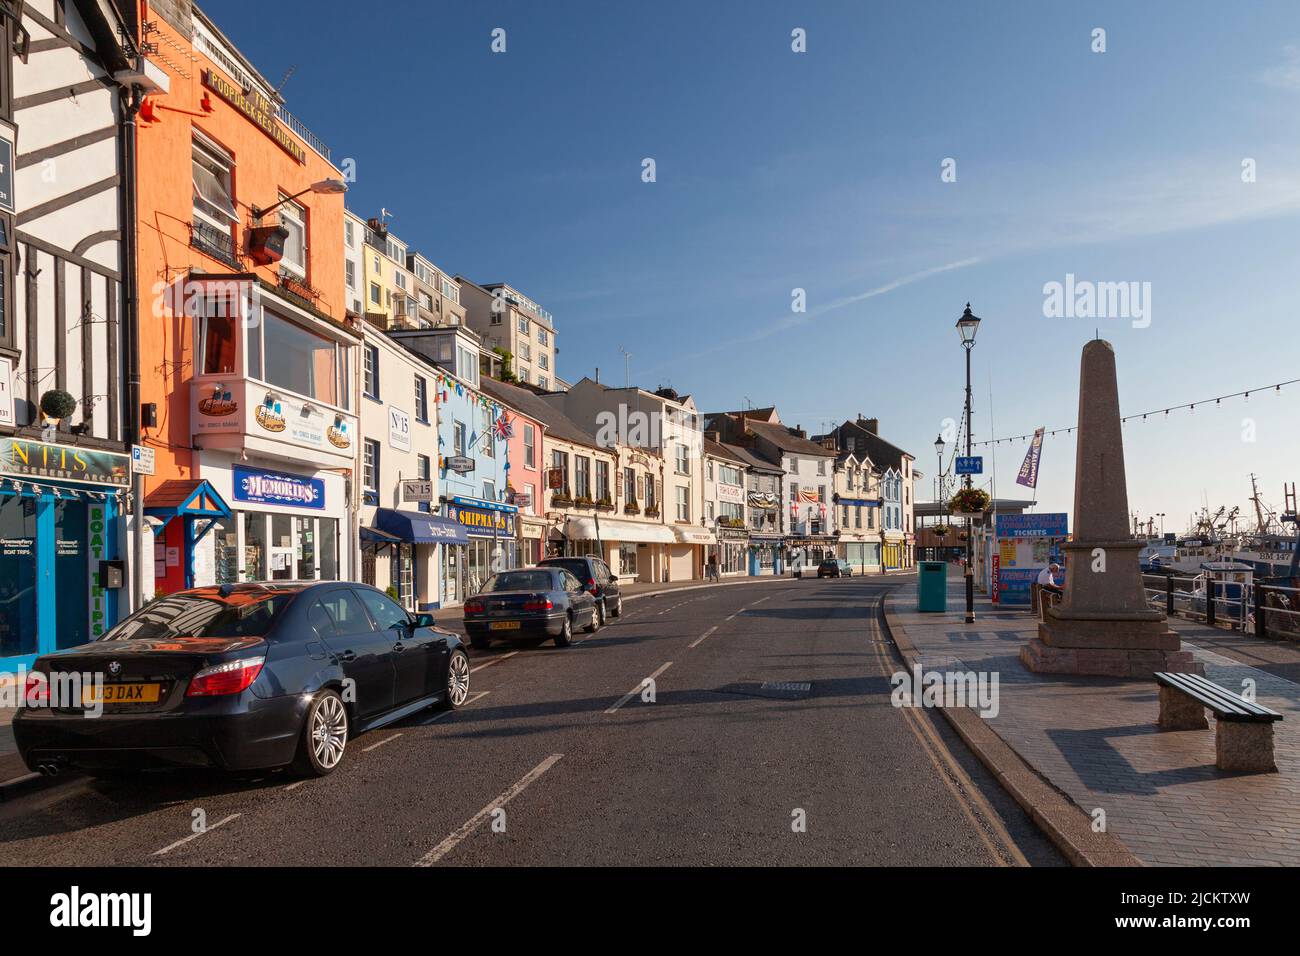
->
[373,508,469,545]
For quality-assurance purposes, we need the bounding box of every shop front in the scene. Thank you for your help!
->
[672,527,714,581]
[442,497,519,604]
[883,531,906,570]
[564,515,675,582]
[0,437,129,674]
[748,533,784,575]
[517,515,548,567]
[842,540,882,572]
[370,508,469,610]
[787,536,838,573]
[711,525,749,577]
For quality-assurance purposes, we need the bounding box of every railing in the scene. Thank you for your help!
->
[1140,572,1300,640]
[190,220,244,270]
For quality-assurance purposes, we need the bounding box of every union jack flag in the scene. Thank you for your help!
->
[494,411,514,441]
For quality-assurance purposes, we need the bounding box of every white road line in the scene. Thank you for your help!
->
[414,754,564,866]
[605,661,673,714]
[471,651,517,673]
[283,780,306,791]
[362,732,403,752]
[688,626,718,649]
[152,813,240,856]
[419,690,490,724]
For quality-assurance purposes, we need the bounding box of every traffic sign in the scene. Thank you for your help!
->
[955,456,983,475]
[132,444,155,476]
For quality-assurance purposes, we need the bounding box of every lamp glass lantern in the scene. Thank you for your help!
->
[956,303,981,346]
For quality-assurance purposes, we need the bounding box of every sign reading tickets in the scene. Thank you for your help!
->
[1,437,130,486]
[992,512,1068,606]
[233,464,325,510]
[202,70,306,164]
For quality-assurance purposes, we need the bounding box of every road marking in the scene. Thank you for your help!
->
[362,732,403,753]
[605,661,673,714]
[688,626,718,649]
[414,753,564,866]
[418,690,490,724]
[283,780,306,791]
[471,651,517,673]
[152,813,240,856]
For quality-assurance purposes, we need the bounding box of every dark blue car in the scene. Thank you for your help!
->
[463,567,599,649]
[14,582,469,778]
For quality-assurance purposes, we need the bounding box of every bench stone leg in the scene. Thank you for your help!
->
[1215,720,1277,773]
[1159,686,1208,730]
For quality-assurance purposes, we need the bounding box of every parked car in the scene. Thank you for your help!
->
[463,567,599,649]
[537,554,623,625]
[817,559,853,578]
[14,582,469,778]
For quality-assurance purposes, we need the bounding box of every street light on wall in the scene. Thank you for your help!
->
[956,303,981,624]
[251,178,348,221]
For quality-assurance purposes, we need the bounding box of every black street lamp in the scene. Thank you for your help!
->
[251,178,348,221]
[934,433,945,559]
[956,303,981,624]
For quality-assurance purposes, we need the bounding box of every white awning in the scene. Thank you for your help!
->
[673,526,716,545]
[566,516,676,544]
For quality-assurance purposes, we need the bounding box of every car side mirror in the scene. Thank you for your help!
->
[412,613,436,628]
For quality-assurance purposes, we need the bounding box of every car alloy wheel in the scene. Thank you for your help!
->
[310,693,348,771]
[447,650,470,707]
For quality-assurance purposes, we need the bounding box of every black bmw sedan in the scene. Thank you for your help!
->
[14,582,470,778]
[463,567,598,649]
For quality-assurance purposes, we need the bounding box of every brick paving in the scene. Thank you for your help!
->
[887,576,1300,867]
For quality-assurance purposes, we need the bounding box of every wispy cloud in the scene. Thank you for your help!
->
[1258,43,1300,91]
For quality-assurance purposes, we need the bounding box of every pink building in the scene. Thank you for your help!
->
[483,379,547,566]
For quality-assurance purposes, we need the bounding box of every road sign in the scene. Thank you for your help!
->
[132,444,155,476]
[401,479,432,503]
[955,455,983,475]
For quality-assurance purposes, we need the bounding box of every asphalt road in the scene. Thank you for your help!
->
[0,576,1064,866]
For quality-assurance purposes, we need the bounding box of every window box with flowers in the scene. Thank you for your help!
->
[623,501,641,515]
[551,490,573,507]
[574,494,595,508]
[595,497,615,512]
[644,506,661,519]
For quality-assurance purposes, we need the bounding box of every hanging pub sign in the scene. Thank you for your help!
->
[444,455,475,475]
[546,467,565,490]
[0,437,129,486]
[201,70,307,164]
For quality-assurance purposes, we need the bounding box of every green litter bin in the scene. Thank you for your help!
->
[917,561,948,612]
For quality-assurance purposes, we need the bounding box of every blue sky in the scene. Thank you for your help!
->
[205,0,1300,531]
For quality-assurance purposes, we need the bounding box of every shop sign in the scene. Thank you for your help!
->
[0,357,14,427]
[389,407,411,451]
[192,381,355,461]
[445,456,474,475]
[446,502,515,536]
[718,526,750,541]
[202,70,306,164]
[0,437,130,486]
[0,122,14,215]
[510,485,533,510]
[87,502,109,637]
[717,482,745,504]
[401,479,432,503]
[233,464,325,510]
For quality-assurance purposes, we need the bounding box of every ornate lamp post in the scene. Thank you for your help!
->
[956,304,981,624]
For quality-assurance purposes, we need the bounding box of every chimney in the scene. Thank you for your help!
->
[595,367,600,384]
[863,418,879,435]
[706,429,721,443]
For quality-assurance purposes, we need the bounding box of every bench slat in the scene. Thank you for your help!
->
[1154,672,1283,721]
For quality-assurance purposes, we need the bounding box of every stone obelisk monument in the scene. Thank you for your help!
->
[1020,340,1200,677]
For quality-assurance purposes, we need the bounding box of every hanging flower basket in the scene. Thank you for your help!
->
[932,524,951,537]
[40,389,77,421]
[949,488,990,515]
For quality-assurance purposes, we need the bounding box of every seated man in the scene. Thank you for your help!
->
[1037,562,1063,597]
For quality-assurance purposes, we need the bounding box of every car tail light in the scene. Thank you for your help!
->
[523,598,554,611]
[464,600,486,614]
[186,656,265,697]
[23,671,48,706]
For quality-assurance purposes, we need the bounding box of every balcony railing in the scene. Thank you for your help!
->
[190,220,244,270]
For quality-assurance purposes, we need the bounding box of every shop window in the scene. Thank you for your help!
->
[270,514,295,580]
[0,495,37,660]
[319,519,339,580]
[261,309,343,406]
[243,513,267,581]
[212,516,239,584]
[296,516,316,580]
[197,297,238,375]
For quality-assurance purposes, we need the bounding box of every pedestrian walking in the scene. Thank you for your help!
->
[707,553,720,583]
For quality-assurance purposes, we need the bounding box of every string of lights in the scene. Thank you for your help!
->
[973,377,1300,448]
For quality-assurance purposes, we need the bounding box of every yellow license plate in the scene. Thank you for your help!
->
[489,621,522,631]
[83,683,162,705]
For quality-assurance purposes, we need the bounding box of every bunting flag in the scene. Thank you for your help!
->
[1016,427,1045,488]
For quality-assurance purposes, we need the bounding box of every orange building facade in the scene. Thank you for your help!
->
[133,1,356,594]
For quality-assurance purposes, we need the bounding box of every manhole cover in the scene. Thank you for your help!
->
[716,681,812,700]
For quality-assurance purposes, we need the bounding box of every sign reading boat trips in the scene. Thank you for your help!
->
[0,437,129,486]
[233,465,324,509]
[202,70,306,164]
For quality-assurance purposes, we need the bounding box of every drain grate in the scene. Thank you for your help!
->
[716,680,812,700]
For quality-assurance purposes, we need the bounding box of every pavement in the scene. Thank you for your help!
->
[883,569,1300,867]
[0,574,1064,866]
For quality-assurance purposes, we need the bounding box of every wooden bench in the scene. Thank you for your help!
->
[1154,671,1284,772]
